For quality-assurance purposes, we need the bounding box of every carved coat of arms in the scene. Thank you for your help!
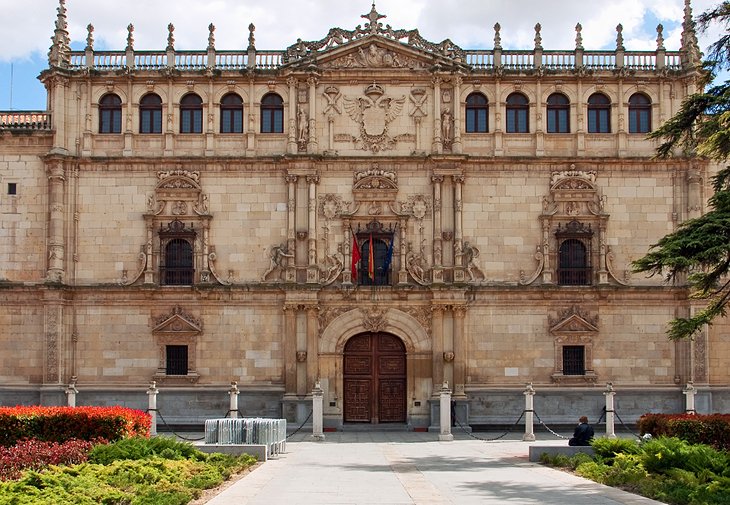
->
[344,83,405,152]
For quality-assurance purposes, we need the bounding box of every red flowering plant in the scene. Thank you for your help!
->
[638,413,730,451]
[0,406,150,447]
[0,438,97,481]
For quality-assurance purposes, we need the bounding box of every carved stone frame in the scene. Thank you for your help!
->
[152,306,202,384]
[549,306,598,384]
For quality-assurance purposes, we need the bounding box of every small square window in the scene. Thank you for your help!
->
[563,346,585,375]
[166,345,189,375]
[8,183,17,195]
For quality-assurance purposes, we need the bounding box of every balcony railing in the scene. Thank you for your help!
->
[65,46,683,73]
[0,112,52,130]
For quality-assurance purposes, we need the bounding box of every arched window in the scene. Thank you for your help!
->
[465,93,488,133]
[261,93,284,133]
[546,93,570,133]
[628,93,652,133]
[99,94,122,134]
[139,93,162,134]
[587,93,611,133]
[162,238,194,285]
[220,93,243,134]
[558,239,590,285]
[506,92,529,133]
[180,93,203,134]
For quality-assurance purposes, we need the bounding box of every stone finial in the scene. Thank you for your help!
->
[247,23,256,51]
[166,23,175,51]
[575,23,583,50]
[126,24,134,51]
[48,0,71,67]
[616,24,624,51]
[681,0,700,64]
[362,2,386,34]
[208,23,215,50]
[534,23,542,50]
[493,22,502,50]
[86,24,94,51]
[656,24,665,50]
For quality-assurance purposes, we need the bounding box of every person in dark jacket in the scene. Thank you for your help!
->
[568,415,594,446]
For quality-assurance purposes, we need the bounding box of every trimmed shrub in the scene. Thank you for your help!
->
[88,436,204,465]
[0,406,150,446]
[0,438,97,481]
[638,414,730,451]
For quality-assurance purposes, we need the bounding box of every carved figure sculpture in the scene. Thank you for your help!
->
[441,107,452,141]
[261,244,294,281]
[463,241,485,281]
[297,107,308,143]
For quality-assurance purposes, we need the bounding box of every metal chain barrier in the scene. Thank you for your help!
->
[533,411,568,439]
[614,410,641,439]
[286,409,313,440]
[453,410,526,441]
[147,408,206,441]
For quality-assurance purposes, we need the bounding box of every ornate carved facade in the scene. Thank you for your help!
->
[0,1,727,428]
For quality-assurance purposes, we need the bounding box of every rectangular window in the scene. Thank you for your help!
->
[588,110,610,133]
[166,345,188,375]
[141,110,162,134]
[547,109,569,133]
[7,183,17,195]
[466,109,488,133]
[507,110,528,133]
[563,346,585,375]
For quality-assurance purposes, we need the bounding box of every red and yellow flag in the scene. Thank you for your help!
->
[350,234,361,280]
[368,233,375,281]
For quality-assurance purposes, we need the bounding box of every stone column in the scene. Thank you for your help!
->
[229,381,240,418]
[147,381,159,436]
[287,78,298,154]
[687,167,702,219]
[65,377,78,407]
[307,76,318,153]
[597,221,609,285]
[201,219,211,282]
[683,381,696,414]
[312,380,325,440]
[439,381,454,441]
[453,175,465,282]
[397,216,408,284]
[342,217,353,284]
[432,77,442,154]
[523,383,536,441]
[432,175,444,283]
[305,305,319,394]
[143,220,154,284]
[47,160,67,283]
[452,305,467,397]
[604,382,617,439]
[285,174,298,282]
[284,304,298,395]
[51,77,68,153]
[452,75,462,153]
[246,77,256,154]
[306,175,320,283]
[431,306,445,393]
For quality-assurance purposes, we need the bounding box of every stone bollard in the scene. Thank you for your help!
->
[683,381,696,414]
[311,380,325,441]
[229,381,240,419]
[147,380,159,437]
[604,382,616,439]
[439,381,454,441]
[523,382,536,441]
[65,377,78,407]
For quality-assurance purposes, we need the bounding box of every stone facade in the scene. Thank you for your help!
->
[1,1,728,428]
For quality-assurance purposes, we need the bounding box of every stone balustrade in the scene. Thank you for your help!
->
[0,112,52,130]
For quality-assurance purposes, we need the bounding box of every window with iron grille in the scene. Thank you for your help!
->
[166,345,188,375]
[556,220,593,286]
[563,345,585,375]
[159,220,196,285]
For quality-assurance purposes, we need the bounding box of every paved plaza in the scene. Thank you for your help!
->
[200,431,664,505]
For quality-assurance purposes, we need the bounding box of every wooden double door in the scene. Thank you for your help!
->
[343,333,406,423]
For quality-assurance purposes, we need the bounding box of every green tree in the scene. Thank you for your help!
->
[632,1,730,340]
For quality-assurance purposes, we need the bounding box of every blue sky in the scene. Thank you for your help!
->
[0,0,724,111]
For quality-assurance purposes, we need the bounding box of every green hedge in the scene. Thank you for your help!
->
[638,413,730,451]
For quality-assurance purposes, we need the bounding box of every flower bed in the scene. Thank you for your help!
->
[638,413,730,451]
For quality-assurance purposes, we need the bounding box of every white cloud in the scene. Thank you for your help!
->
[0,0,722,60]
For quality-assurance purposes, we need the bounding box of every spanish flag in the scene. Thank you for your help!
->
[368,234,375,281]
[351,234,361,281]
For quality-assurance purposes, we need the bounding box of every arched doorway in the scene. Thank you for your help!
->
[343,332,406,423]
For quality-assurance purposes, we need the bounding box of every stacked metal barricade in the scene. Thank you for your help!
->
[204,418,287,456]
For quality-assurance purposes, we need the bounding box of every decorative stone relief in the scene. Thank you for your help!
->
[353,164,398,190]
[261,244,295,281]
[404,306,432,336]
[549,305,598,332]
[45,307,60,382]
[406,240,430,286]
[361,306,388,332]
[322,86,342,116]
[409,89,428,118]
[318,306,352,336]
[343,83,405,152]
[462,240,485,282]
[321,43,426,69]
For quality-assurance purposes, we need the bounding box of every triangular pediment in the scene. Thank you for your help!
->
[549,306,598,334]
[153,306,202,335]
[281,5,467,71]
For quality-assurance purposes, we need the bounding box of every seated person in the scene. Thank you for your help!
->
[568,415,594,446]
